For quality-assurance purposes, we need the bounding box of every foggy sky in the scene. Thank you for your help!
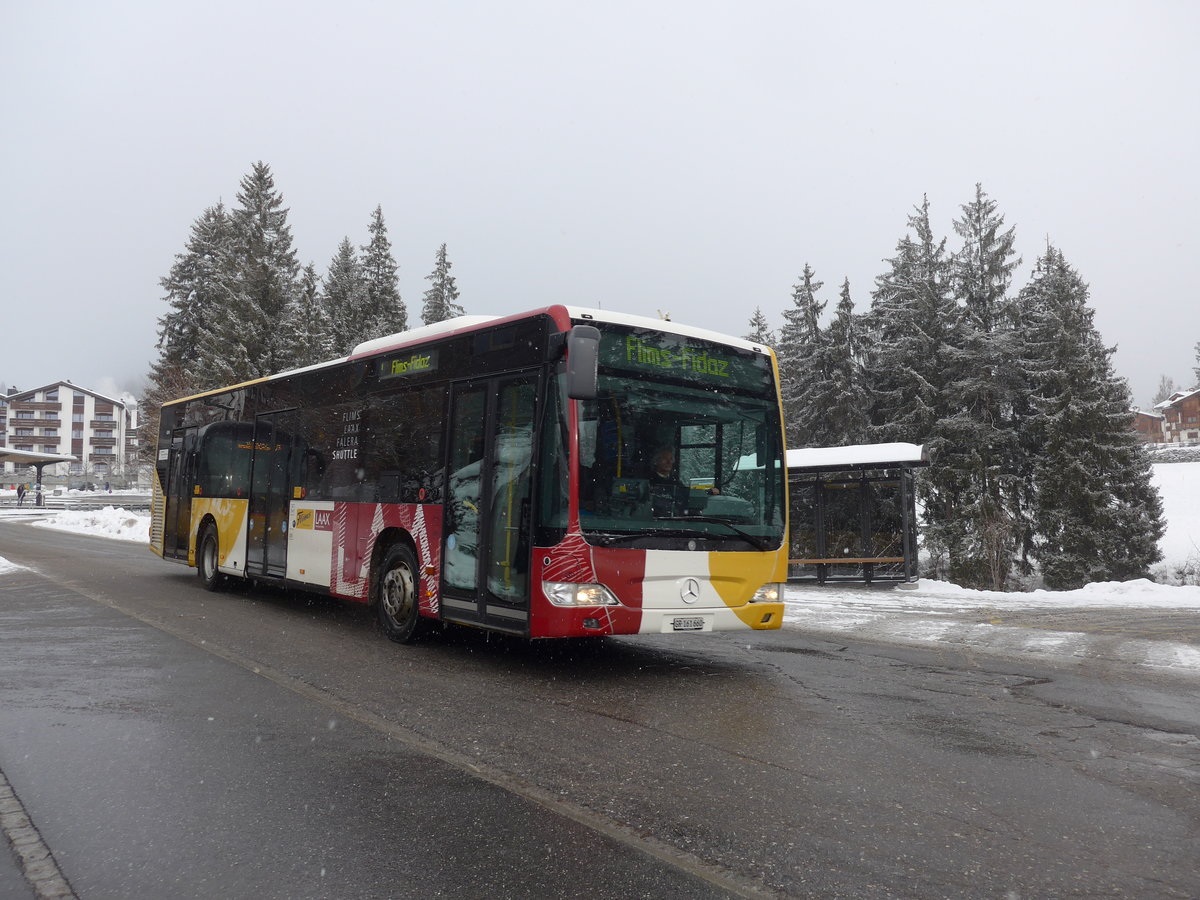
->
[2,1,1197,409]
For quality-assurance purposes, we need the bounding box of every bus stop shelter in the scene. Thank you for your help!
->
[0,448,78,507]
[787,442,929,585]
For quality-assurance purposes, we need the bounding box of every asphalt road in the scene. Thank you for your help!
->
[1,522,1198,899]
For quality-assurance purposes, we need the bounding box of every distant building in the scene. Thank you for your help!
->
[1155,388,1200,445]
[1131,409,1165,443]
[2,382,136,482]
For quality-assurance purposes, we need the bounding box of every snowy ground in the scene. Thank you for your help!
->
[2,463,1198,676]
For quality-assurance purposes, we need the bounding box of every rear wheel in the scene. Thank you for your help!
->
[377,543,424,643]
[197,524,227,591]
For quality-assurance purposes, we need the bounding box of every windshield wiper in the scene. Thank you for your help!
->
[652,516,773,551]
[585,529,670,546]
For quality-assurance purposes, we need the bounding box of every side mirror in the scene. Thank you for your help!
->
[566,325,600,400]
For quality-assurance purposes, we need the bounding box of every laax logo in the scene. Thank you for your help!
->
[680,577,701,604]
[314,510,333,531]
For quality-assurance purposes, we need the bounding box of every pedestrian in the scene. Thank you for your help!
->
[16,483,26,507]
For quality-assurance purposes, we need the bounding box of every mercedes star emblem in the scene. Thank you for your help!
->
[681,578,701,604]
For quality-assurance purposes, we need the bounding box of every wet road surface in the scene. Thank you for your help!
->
[2,522,1198,898]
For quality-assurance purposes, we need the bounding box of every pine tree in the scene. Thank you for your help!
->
[776,264,826,447]
[1017,246,1165,589]
[322,238,372,354]
[941,184,1023,589]
[194,162,301,383]
[744,306,775,345]
[151,202,236,389]
[142,202,237,459]
[865,196,964,578]
[808,279,869,447]
[283,263,335,367]
[420,243,463,325]
[361,205,407,337]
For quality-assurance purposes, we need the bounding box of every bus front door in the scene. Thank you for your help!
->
[441,374,537,632]
[247,411,296,579]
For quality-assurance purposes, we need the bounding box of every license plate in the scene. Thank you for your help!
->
[671,616,706,632]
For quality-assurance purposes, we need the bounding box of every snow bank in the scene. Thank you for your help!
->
[790,576,1200,612]
[28,506,150,543]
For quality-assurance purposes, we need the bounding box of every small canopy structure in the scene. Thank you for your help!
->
[787,442,929,585]
[0,448,78,507]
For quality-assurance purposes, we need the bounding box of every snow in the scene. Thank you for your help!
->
[786,442,927,469]
[29,506,151,542]
[1,462,1197,675]
[1149,460,1200,583]
[783,462,1200,678]
[0,504,150,543]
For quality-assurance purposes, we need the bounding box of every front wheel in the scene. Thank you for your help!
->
[197,524,227,591]
[377,543,424,643]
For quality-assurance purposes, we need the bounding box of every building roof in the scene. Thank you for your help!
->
[5,381,126,407]
[1154,387,1200,411]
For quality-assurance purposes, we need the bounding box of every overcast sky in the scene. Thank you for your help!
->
[2,1,1197,408]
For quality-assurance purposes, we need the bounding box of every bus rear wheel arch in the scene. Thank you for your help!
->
[376,541,424,643]
[197,522,227,591]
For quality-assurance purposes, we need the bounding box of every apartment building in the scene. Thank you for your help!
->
[1,382,136,481]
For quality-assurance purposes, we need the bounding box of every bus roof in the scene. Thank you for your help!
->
[351,305,770,362]
[167,306,770,407]
[561,306,768,354]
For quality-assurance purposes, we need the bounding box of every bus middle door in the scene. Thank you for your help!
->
[247,411,296,579]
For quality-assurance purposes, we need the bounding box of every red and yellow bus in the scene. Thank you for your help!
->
[151,306,787,641]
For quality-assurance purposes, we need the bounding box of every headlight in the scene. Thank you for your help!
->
[543,582,620,607]
[751,583,782,603]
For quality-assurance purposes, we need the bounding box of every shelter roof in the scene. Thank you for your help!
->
[786,442,929,472]
[0,447,78,467]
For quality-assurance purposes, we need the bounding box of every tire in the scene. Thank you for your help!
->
[377,543,424,643]
[197,524,227,591]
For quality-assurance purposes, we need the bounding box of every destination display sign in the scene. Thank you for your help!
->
[596,327,769,392]
[377,348,439,380]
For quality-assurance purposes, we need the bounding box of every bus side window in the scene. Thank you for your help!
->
[362,385,446,504]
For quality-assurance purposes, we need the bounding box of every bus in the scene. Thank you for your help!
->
[150,306,788,641]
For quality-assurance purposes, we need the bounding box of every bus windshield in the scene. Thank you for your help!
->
[574,325,785,550]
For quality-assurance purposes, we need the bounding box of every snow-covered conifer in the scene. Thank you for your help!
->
[744,306,775,346]
[776,264,827,447]
[283,263,335,367]
[195,162,301,383]
[321,238,372,354]
[420,243,463,325]
[143,202,237,458]
[1017,246,1165,589]
[865,196,964,578]
[807,279,869,447]
[361,205,406,337]
[940,184,1023,588]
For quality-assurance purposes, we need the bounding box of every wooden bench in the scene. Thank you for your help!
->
[789,557,905,565]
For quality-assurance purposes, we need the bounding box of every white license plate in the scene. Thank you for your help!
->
[671,616,706,632]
